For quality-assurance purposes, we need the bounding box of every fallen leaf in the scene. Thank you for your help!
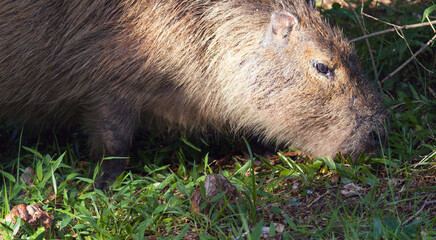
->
[3,204,53,230]
[191,174,239,214]
[341,183,363,196]
[20,167,35,185]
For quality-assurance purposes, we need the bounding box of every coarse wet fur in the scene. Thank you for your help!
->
[0,0,387,187]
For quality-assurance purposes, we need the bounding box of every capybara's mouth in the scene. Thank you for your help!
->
[338,121,388,161]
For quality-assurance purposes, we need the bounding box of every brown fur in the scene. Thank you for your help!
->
[0,0,387,185]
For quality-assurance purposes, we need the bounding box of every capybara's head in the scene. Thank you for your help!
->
[232,1,388,159]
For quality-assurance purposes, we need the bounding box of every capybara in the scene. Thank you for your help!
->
[0,0,387,186]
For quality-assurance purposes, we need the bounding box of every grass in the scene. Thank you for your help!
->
[1,0,435,239]
[1,140,434,239]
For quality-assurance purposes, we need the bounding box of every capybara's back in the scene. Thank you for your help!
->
[0,0,387,186]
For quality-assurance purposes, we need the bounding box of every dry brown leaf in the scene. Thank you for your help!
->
[3,204,53,230]
[20,167,35,185]
[191,174,239,214]
[341,183,364,196]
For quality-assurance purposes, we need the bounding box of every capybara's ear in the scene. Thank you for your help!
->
[266,11,299,46]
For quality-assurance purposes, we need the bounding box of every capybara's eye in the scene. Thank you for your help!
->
[316,63,329,74]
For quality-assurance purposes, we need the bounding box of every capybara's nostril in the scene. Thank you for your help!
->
[369,130,380,147]
[368,124,388,150]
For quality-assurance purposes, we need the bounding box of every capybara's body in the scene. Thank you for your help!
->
[0,0,387,184]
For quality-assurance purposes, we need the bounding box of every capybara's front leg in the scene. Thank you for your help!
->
[82,96,138,189]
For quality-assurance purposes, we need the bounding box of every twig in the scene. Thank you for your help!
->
[359,11,434,73]
[396,24,433,74]
[344,1,378,81]
[350,20,436,43]
[389,100,425,110]
[426,15,436,33]
[403,199,436,225]
[307,192,327,208]
[362,12,399,27]
[382,33,436,82]
[358,9,436,79]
